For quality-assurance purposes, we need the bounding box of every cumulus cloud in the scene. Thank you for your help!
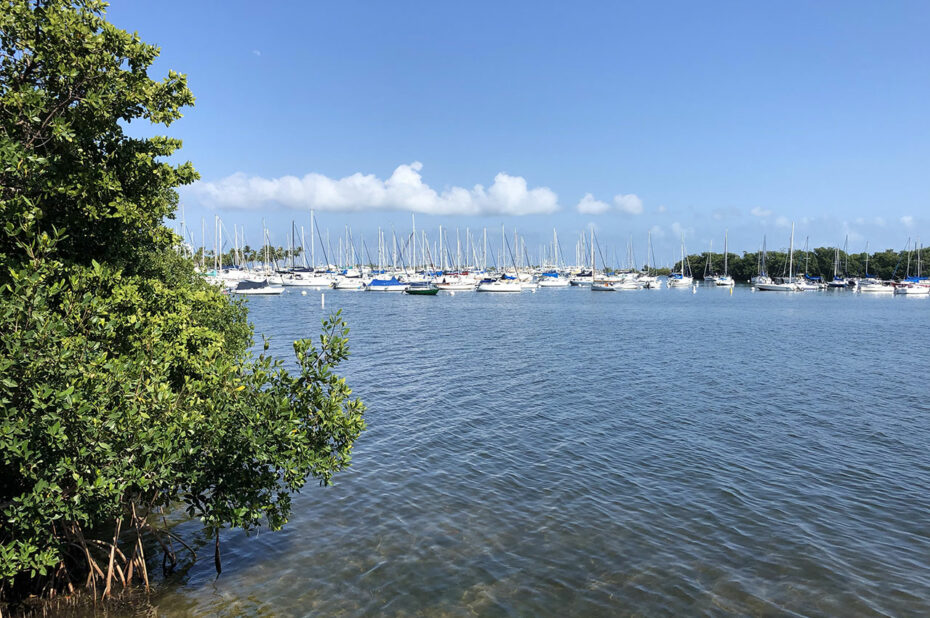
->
[649,224,665,238]
[251,49,262,57]
[901,215,914,227]
[670,221,693,238]
[750,207,772,217]
[191,162,560,216]
[576,193,610,214]
[576,192,643,215]
[614,193,643,215]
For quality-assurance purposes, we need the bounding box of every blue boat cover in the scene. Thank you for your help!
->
[370,277,403,286]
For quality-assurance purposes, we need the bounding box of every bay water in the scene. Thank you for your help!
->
[152,286,930,616]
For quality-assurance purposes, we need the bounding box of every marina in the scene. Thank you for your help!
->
[186,215,930,297]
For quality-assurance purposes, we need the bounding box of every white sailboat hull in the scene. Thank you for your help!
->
[477,281,522,292]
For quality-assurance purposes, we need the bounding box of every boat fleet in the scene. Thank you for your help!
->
[185,213,929,297]
[750,224,929,295]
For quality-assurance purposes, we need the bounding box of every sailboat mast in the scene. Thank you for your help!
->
[724,230,728,276]
[310,209,315,269]
[590,227,595,282]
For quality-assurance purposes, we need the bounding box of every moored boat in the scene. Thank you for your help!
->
[405,281,439,295]
[232,279,285,295]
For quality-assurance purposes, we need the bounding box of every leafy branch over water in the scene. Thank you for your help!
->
[0,0,365,608]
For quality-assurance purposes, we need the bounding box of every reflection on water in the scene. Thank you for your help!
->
[152,287,930,615]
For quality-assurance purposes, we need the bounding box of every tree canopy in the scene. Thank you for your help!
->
[1,0,365,606]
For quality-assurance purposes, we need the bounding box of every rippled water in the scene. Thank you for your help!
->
[153,286,930,616]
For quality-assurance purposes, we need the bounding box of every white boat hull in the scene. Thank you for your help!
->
[893,285,929,295]
[756,282,798,292]
[538,278,570,287]
[477,282,522,292]
[332,278,366,290]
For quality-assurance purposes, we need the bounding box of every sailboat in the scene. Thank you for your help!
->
[538,228,571,287]
[756,223,799,291]
[667,235,693,288]
[827,236,849,288]
[703,240,718,283]
[590,228,616,291]
[715,230,734,287]
[477,228,523,292]
[857,242,893,294]
[639,231,662,289]
[894,239,930,295]
[751,236,772,286]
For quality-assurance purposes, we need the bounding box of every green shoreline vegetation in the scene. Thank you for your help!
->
[0,0,365,612]
[673,247,910,281]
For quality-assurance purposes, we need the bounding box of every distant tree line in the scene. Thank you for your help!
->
[673,247,922,281]
[193,245,304,268]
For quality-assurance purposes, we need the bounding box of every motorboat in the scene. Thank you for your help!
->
[367,276,408,292]
[232,279,285,295]
[405,281,439,295]
[476,277,522,292]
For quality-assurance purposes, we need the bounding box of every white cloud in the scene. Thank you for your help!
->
[750,207,772,217]
[613,193,643,215]
[191,162,560,216]
[775,216,791,228]
[901,215,915,227]
[657,205,668,213]
[576,193,610,215]
[670,221,693,239]
[649,224,665,238]
[251,49,262,57]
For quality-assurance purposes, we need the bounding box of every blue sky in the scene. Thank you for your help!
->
[107,1,930,264]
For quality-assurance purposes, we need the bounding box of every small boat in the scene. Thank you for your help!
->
[569,270,593,286]
[894,280,930,295]
[232,279,285,295]
[367,276,408,292]
[538,272,571,287]
[332,275,366,290]
[405,281,439,295]
[715,230,735,287]
[858,278,894,294]
[434,275,477,291]
[755,278,799,292]
[476,277,522,292]
[588,231,616,291]
[668,235,693,287]
[757,224,800,292]
[894,242,929,295]
[281,270,334,288]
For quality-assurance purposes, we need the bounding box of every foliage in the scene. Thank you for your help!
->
[0,0,365,605]
[674,246,914,282]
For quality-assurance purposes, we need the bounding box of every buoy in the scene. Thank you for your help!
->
[301,290,307,296]
[450,291,455,296]
[729,286,733,296]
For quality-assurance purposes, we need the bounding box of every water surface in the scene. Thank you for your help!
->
[154,286,930,616]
